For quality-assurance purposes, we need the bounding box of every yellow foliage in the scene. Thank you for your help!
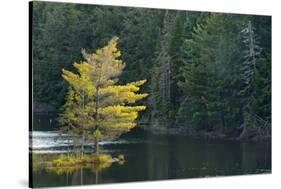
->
[93,129,102,139]
[60,36,148,144]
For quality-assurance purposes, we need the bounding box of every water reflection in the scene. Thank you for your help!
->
[32,158,116,186]
[32,134,271,187]
[47,162,113,185]
[31,114,271,187]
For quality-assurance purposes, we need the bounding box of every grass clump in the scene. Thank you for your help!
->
[47,153,113,167]
[47,154,80,167]
[91,154,112,164]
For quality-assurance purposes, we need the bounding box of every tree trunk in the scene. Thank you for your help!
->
[238,111,249,140]
[95,137,99,154]
[67,137,70,159]
[94,86,100,155]
[81,90,85,159]
[239,125,247,140]
[81,132,84,159]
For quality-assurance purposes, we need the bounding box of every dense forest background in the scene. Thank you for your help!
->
[32,2,271,139]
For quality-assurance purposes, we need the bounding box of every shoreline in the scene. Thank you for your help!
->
[140,126,271,142]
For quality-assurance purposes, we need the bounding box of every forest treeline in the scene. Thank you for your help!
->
[32,2,271,139]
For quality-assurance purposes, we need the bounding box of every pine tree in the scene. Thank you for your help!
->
[169,12,186,119]
[176,12,201,129]
[239,20,262,138]
[59,61,96,158]
[59,37,148,155]
[120,8,162,83]
[150,11,175,127]
[239,21,261,105]
[251,16,271,123]
[179,14,243,132]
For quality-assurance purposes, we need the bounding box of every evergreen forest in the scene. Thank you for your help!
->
[32,1,271,140]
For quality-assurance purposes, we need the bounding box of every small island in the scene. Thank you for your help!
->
[32,37,147,169]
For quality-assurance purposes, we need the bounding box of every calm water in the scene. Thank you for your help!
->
[30,114,271,187]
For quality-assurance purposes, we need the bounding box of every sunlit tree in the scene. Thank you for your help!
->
[59,37,148,156]
[58,62,95,158]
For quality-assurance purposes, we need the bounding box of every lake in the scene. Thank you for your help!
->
[30,114,271,187]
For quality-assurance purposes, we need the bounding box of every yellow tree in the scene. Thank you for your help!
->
[58,62,95,158]
[60,37,148,155]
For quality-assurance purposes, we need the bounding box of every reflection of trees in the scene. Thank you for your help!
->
[239,141,271,174]
[32,153,126,185]
[45,161,112,174]
[44,161,113,185]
